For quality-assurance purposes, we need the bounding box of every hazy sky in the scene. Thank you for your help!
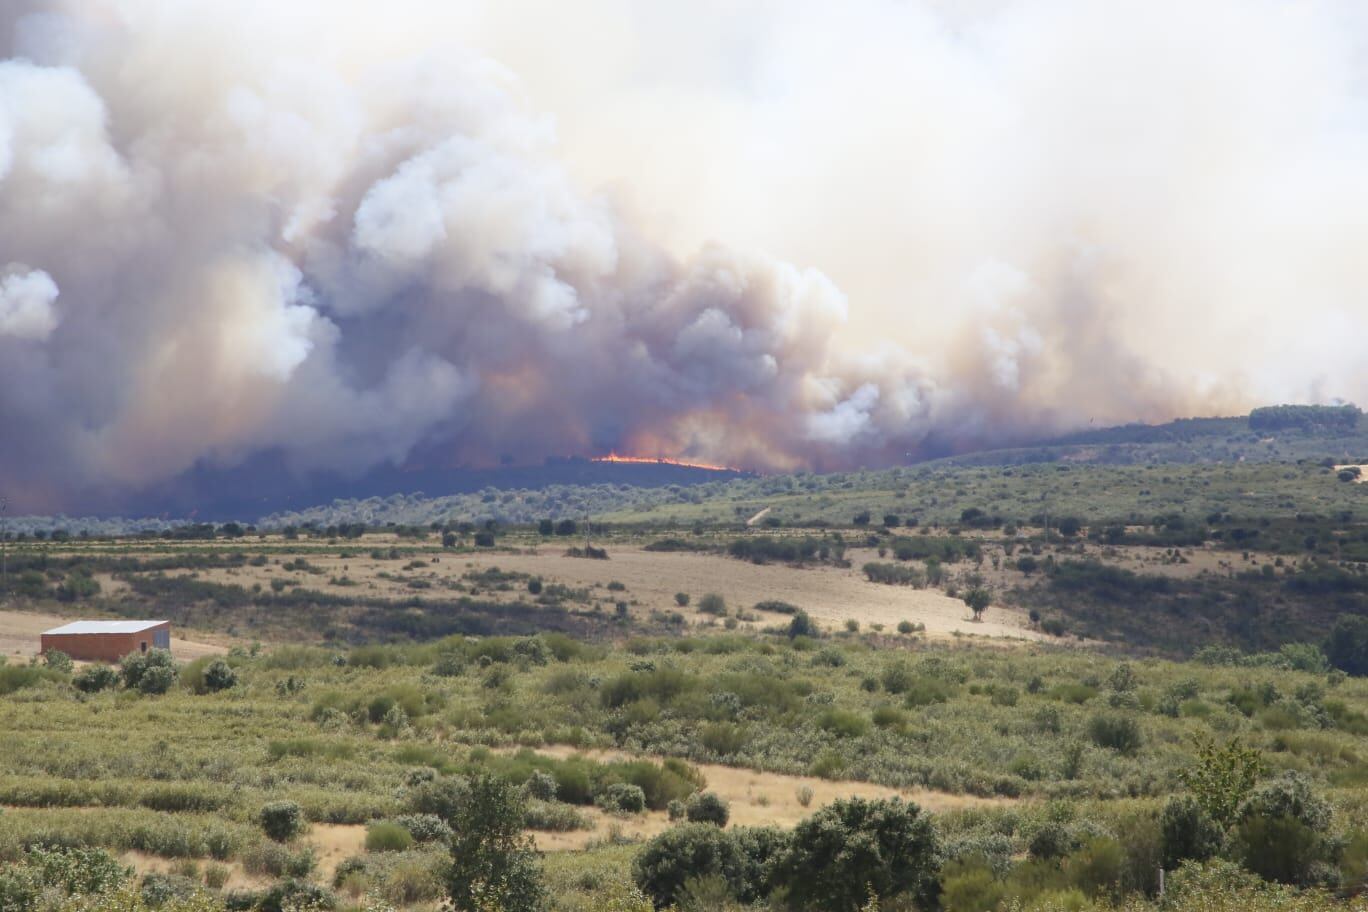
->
[3,0,1368,512]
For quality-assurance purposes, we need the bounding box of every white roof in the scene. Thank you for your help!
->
[43,620,167,635]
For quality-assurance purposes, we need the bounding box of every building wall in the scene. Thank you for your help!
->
[40,623,171,662]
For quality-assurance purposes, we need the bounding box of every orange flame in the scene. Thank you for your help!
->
[592,452,740,473]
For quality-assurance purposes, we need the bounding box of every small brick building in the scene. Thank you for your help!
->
[40,620,171,662]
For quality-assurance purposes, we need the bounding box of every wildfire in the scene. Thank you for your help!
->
[592,452,740,473]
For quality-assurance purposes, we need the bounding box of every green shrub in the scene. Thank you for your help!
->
[523,770,558,802]
[203,659,238,692]
[698,594,727,616]
[138,665,178,695]
[391,814,452,843]
[73,664,119,693]
[904,676,954,707]
[776,797,941,912]
[1087,713,1143,754]
[1161,796,1224,869]
[817,709,869,739]
[685,792,729,827]
[259,800,304,842]
[43,650,74,674]
[365,822,415,853]
[596,783,647,815]
[633,824,746,908]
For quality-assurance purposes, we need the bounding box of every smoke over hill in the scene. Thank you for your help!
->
[3,1,1367,513]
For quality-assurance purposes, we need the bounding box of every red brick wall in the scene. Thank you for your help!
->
[40,623,171,663]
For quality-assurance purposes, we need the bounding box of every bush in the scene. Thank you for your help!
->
[121,649,179,692]
[392,814,452,844]
[777,797,941,912]
[675,593,690,607]
[1161,796,1224,869]
[863,562,925,586]
[365,822,415,853]
[43,650,73,673]
[698,594,727,616]
[755,600,800,615]
[138,665,179,695]
[74,664,119,693]
[816,709,869,739]
[1087,713,1143,755]
[597,783,647,815]
[685,792,729,827]
[1232,772,1333,885]
[634,824,746,908]
[787,611,818,639]
[202,659,238,692]
[524,770,558,802]
[260,801,304,842]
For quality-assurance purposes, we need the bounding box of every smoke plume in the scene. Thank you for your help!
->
[2,0,1367,513]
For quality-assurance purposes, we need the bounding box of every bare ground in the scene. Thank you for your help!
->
[524,745,1016,851]
[457,547,1045,640]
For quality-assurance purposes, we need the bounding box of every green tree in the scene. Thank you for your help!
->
[776,797,941,912]
[963,588,991,621]
[1324,614,1368,676]
[446,774,545,912]
[1178,736,1266,827]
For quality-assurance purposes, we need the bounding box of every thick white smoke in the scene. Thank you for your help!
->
[2,0,1366,512]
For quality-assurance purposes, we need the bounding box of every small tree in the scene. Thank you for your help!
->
[1324,614,1368,676]
[447,775,545,912]
[788,611,818,640]
[1178,736,1266,827]
[674,592,690,607]
[777,797,940,912]
[963,588,990,622]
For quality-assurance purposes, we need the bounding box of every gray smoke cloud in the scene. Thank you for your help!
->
[2,0,1366,513]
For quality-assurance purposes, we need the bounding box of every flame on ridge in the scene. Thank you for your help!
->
[591,452,740,473]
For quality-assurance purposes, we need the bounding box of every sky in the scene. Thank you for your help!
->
[2,0,1368,514]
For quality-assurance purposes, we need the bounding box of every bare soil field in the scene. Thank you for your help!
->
[0,609,230,660]
[456,547,1045,640]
